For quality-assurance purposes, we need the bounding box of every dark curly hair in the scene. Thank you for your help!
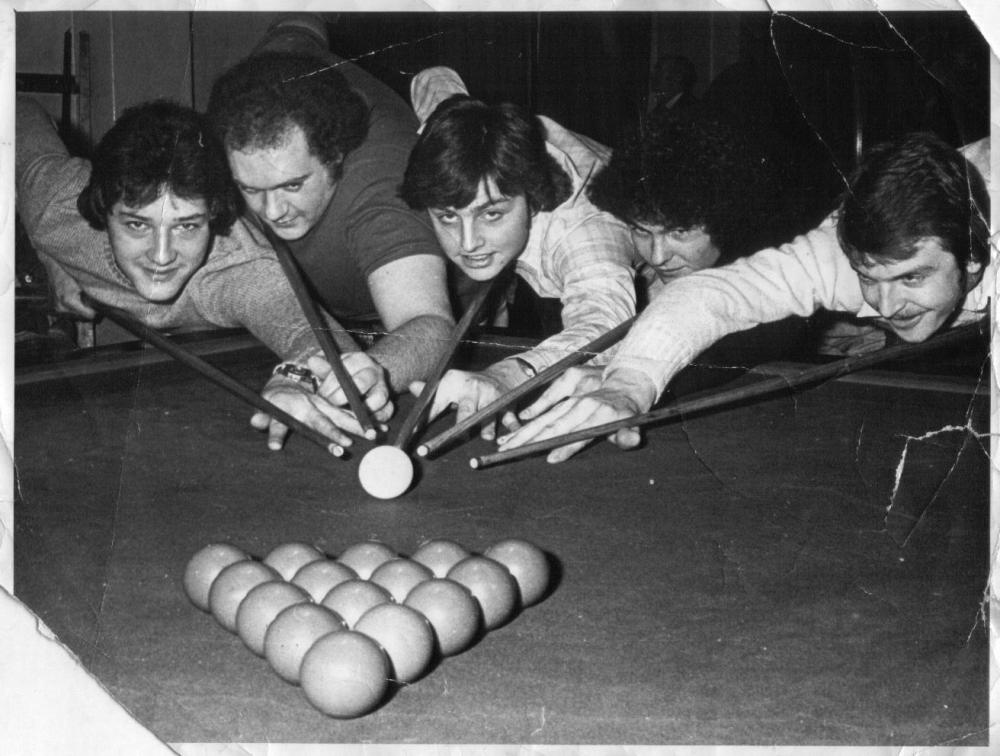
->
[838,132,990,269]
[588,106,781,263]
[207,51,369,181]
[78,99,240,235]
[400,94,572,213]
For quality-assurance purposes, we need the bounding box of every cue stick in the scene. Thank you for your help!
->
[416,316,636,458]
[262,227,378,440]
[392,280,497,453]
[469,319,986,470]
[82,295,347,458]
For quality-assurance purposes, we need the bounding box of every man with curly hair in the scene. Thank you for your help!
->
[400,66,638,439]
[16,96,389,452]
[207,16,454,406]
[586,103,787,302]
[500,132,994,463]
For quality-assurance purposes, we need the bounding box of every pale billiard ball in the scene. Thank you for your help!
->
[262,542,325,580]
[291,559,357,602]
[299,630,390,718]
[264,603,347,684]
[369,558,433,603]
[358,445,414,499]
[484,538,550,608]
[183,543,250,611]
[336,540,396,579]
[403,578,480,657]
[447,555,519,630]
[354,603,435,684]
[235,580,311,656]
[410,538,469,578]
[321,578,393,628]
[208,560,281,633]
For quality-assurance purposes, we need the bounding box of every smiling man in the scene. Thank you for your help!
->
[499,131,994,462]
[207,17,454,399]
[15,96,390,452]
[400,66,637,438]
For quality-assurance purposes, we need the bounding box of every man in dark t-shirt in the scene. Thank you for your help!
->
[208,15,455,400]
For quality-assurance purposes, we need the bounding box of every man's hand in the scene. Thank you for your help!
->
[515,365,604,423]
[254,374,368,451]
[410,361,521,442]
[307,352,394,424]
[496,367,657,463]
[39,254,95,319]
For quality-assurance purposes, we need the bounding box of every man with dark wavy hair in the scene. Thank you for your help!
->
[585,105,785,308]
[207,17,454,407]
[400,66,637,439]
[16,95,388,452]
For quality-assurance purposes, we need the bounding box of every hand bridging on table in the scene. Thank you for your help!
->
[409,362,521,442]
[308,352,394,423]
[253,352,392,451]
[496,366,654,463]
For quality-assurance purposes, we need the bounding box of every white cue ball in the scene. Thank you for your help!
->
[358,445,414,499]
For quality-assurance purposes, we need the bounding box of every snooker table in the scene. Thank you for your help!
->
[12,326,992,748]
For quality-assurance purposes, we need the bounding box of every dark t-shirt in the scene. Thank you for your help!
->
[285,52,442,322]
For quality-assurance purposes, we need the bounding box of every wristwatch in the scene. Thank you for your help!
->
[272,362,320,392]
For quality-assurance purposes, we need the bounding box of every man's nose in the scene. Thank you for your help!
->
[460,219,483,253]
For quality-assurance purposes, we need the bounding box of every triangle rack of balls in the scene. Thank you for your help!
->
[183,537,551,718]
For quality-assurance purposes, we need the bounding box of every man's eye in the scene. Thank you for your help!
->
[433,212,458,225]
[902,274,925,285]
[125,221,147,232]
[284,183,302,192]
[482,210,504,221]
[177,223,204,234]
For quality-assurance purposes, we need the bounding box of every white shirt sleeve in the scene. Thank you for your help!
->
[608,215,866,400]
[410,67,470,129]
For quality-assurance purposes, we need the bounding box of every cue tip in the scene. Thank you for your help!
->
[415,444,429,458]
[468,457,481,470]
[329,443,347,458]
[363,427,379,441]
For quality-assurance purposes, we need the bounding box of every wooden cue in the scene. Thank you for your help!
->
[392,280,497,452]
[416,316,636,458]
[469,320,985,470]
[262,227,378,440]
[83,295,346,458]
